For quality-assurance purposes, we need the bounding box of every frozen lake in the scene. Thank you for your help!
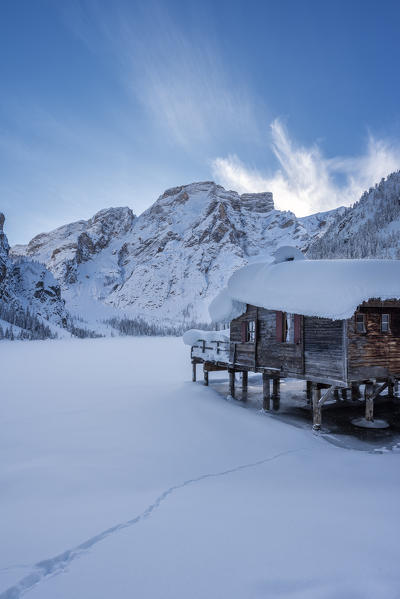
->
[1,337,400,598]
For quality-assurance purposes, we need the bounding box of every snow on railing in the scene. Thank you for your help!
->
[191,339,230,363]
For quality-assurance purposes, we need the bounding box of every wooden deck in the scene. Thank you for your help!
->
[190,334,400,431]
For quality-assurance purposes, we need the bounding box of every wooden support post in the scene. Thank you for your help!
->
[365,381,374,422]
[312,384,322,430]
[262,373,271,411]
[306,380,312,404]
[272,378,280,411]
[395,380,399,398]
[241,371,248,402]
[388,379,394,399]
[229,370,235,399]
[192,362,196,382]
[203,367,209,386]
[351,382,361,401]
[341,388,348,401]
[334,388,340,401]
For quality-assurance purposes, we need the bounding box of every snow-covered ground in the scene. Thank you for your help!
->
[1,337,400,598]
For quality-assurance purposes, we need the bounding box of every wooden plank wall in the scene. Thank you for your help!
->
[230,305,257,368]
[256,307,303,374]
[303,317,344,381]
[230,300,400,383]
[348,302,400,380]
[230,305,303,374]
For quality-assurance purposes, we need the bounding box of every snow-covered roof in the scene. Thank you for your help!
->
[209,257,400,321]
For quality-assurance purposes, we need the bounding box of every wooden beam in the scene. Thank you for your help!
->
[312,384,322,430]
[373,381,388,398]
[262,373,271,411]
[203,367,209,387]
[351,382,361,401]
[192,362,196,382]
[365,381,374,421]
[229,370,235,399]
[204,362,227,372]
[319,385,335,407]
[306,380,312,404]
[242,371,248,402]
[272,378,280,411]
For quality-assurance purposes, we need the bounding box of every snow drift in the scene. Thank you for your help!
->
[182,328,230,347]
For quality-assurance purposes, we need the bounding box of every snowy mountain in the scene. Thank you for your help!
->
[0,213,68,337]
[12,182,342,325]
[308,170,400,259]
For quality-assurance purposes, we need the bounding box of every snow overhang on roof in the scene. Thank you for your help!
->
[208,287,247,324]
[210,257,400,322]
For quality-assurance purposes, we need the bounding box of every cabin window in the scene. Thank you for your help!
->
[381,313,390,333]
[246,320,256,343]
[355,313,366,333]
[284,313,295,343]
[276,311,302,343]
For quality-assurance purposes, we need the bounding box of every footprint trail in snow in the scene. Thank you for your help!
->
[0,448,304,599]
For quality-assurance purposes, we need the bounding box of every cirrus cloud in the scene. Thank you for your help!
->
[212,119,400,216]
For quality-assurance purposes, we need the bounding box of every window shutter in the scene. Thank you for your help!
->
[241,321,247,343]
[276,311,283,342]
[294,314,302,344]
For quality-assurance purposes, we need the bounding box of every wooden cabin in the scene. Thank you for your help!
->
[187,251,400,429]
[228,300,400,428]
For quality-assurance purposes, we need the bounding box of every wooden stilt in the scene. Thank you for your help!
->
[365,381,374,421]
[192,362,196,382]
[341,388,348,401]
[262,373,271,411]
[334,388,340,401]
[242,371,248,402]
[395,380,399,398]
[272,378,280,411]
[306,380,312,404]
[229,370,235,399]
[388,379,394,399]
[312,384,322,430]
[351,382,361,401]
[204,367,209,386]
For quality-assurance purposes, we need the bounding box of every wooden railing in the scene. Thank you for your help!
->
[191,339,230,363]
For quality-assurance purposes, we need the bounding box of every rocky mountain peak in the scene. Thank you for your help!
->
[0,216,68,330]
[88,206,135,235]
[240,192,274,213]
[11,181,343,325]
[76,207,135,264]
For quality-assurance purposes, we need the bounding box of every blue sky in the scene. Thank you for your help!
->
[1,0,400,244]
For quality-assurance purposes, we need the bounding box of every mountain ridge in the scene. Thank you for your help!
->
[308,170,400,259]
[11,181,344,326]
[0,213,68,337]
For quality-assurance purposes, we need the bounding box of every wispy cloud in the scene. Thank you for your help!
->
[63,1,264,149]
[212,119,400,215]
